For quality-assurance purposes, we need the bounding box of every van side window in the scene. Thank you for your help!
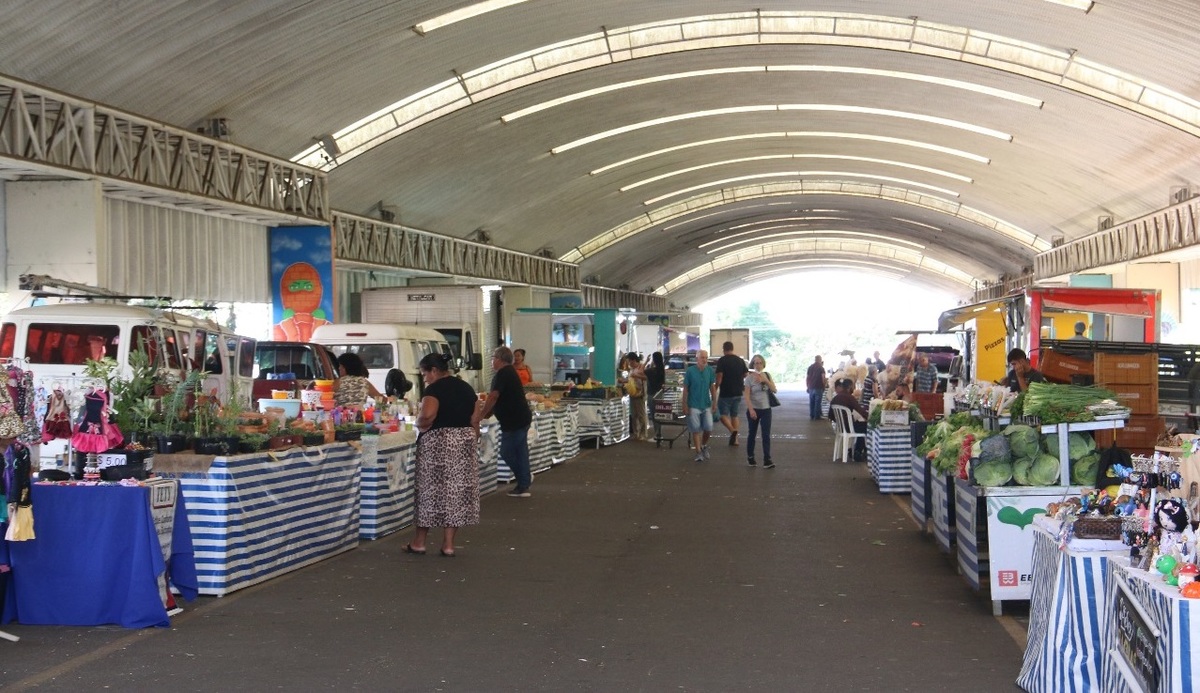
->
[190,331,207,370]
[0,323,14,359]
[27,323,119,364]
[238,338,256,377]
[203,333,223,374]
[160,329,183,369]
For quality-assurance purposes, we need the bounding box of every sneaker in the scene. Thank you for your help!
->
[747,457,756,466]
[763,460,776,469]
[694,453,704,462]
[507,487,531,497]
[702,445,710,460]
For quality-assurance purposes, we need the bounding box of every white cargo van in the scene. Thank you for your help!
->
[311,323,455,399]
[0,303,256,404]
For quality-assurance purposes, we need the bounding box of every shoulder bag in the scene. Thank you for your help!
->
[765,373,781,407]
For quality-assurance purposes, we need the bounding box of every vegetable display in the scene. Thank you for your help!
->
[1021,382,1118,424]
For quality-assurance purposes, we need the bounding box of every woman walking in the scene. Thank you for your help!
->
[403,353,479,557]
[743,354,777,468]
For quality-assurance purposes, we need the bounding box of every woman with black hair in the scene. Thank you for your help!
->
[333,352,384,408]
[402,352,479,557]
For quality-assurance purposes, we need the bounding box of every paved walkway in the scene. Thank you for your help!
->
[2,389,1025,691]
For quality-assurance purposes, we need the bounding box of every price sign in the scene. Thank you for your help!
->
[1114,576,1160,693]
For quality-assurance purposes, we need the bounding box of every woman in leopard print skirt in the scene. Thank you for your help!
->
[402,352,480,557]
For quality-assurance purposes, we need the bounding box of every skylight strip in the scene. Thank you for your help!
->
[705,229,926,254]
[741,266,908,282]
[643,172,961,206]
[556,104,1010,154]
[501,67,766,122]
[504,64,1039,122]
[620,154,972,191]
[1043,0,1093,10]
[414,0,532,35]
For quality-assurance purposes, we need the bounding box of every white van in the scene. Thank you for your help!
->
[311,323,454,399]
[0,303,256,406]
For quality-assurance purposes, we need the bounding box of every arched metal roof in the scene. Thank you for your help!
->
[3,1,1199,304]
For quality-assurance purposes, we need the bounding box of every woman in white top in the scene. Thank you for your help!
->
[743,354,777,468]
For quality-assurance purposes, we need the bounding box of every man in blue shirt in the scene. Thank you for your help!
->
[913,354,939,393]
[681,349,716,462]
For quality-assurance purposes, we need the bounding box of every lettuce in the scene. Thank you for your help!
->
[1042,432,1097,461]
[973,460,1013,487]
[1071,451,1101,486]
[1029,452,1062,486]
[1012,457,1034,485]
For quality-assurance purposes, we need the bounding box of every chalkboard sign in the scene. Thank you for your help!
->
[1114,577,1160,692]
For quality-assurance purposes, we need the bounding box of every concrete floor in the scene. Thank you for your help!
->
[1,390,1026,691]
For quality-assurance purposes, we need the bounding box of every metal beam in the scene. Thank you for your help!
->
[580,284,668,312]
[333,212,580,290]
[1035,198,1200,278]
[0,72,328,224]
[972,272,1033,302]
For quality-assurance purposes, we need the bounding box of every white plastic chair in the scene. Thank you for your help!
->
[829,405,865,464]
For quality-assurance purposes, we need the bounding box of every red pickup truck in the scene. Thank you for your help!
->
[251,341,340,402]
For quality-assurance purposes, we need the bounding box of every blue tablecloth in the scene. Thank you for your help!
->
[1,483,198,628]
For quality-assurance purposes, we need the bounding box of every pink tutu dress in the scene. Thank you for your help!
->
[70,389,123,452]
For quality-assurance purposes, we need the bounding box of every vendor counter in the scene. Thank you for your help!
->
[498,405,580,483]
[359,426,500,540]
[867,425,911,494]
[154,443,361,596]
[2,481,197,628]
[1016,519,1200,693]
[575,396,629,447]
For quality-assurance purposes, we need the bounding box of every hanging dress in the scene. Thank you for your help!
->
[70,389,123,452]
[41,388,72,441]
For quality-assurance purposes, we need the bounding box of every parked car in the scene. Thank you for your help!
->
[251,341,339,402]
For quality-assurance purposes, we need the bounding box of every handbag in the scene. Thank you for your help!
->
[765,373,781,407]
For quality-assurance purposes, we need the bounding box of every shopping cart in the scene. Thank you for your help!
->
[652,385,687,448]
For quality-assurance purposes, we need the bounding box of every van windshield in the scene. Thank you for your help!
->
[326,344,394,370]
[25,323,119,365]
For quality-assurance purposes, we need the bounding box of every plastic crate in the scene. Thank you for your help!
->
[1041,349,1093,384]
[1094,352,1158,384]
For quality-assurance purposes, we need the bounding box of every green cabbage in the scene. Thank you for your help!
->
[1071,451,1101,486]
[973,460,1013,487]
[1004,424,1041,459]
[1042,432,1097,461]
[1029,452,1062,486]
[1012,457,1034,485]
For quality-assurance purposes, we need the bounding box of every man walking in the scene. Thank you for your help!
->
[806,355,827,420]
[681,349,716,462]
[913,354,939,393]
[474,346,534,497]
[714,341,749,446]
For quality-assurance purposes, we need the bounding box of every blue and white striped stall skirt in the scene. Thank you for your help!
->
[159,443,361,596]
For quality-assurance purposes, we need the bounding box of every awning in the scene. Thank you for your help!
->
[937,297,1013,332]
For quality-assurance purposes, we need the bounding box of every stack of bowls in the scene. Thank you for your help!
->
[313,379,336,410]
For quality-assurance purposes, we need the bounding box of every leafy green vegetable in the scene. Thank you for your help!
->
[973,459,1013,487]
[1071,451,1101,486]
[947,412,982,429]
[917,420,953,456]
[1023,382,1116,424]
[1012,457,1034,485]
[1043,432,1096,460]
[979,434,1012,465]
[1029,452,1062,486]
[1004,424,1041,459]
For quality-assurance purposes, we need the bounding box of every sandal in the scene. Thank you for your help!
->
[440,549,456,558]
[401,544,426,555]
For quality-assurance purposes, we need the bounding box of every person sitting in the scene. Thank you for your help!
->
[1004,348,1045,393]
[829,378,869,461]
[333,352,385,408]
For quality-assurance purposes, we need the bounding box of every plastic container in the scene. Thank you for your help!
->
[271,390,293,399]
[259,398,301,418]
[313,379,335,392]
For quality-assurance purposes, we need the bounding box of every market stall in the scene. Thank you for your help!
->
[575,396,630,447]
[155,442,361,596]
[2,481,197,628]
[498,405,578,481]
[1016,519,1125,692]
[359,431,416,540]
[911,451,933,533]
[868,424,912,493]
[1102,559,1200,693]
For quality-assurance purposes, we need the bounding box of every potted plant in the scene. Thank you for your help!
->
[334,423,365,441]
[267,420,302,450]
[237,432,270,454]
[155,370,204,453]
